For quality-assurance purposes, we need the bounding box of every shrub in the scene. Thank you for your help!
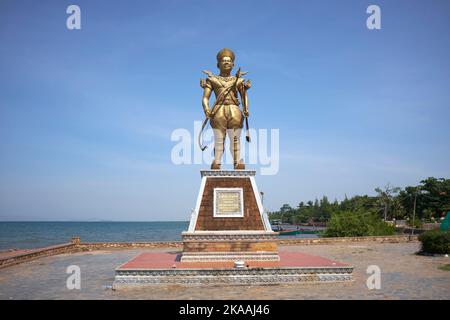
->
[324,210,396,237]
[418,230,450,254]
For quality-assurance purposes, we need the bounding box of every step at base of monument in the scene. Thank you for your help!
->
[113,269,353,288]
[112,251,354,288]
[180,251,280,262]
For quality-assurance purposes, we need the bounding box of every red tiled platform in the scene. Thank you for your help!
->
[114,251,353,287]
[118,251,348,270]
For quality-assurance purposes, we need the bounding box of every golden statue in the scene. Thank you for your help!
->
[199,48,252,170]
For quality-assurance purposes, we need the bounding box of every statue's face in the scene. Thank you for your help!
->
[218,56,234,72]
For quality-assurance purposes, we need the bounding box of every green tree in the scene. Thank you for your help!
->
[398,178,450,222]
[420,177,450,218]
[279,203,295,223]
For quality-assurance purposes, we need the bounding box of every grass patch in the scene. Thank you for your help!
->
[438,264,450,271]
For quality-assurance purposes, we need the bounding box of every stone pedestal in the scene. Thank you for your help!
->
[181,170,279,262]
[112,169,354,288]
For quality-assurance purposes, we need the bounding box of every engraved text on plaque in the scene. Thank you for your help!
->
[213,188,244,217]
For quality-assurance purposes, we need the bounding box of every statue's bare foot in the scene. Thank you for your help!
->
[211,160,221,170]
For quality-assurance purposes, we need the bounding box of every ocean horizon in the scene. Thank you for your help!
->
[0,221,320,251]
[0,221,190,250]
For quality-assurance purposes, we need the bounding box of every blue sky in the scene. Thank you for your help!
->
[0,0,449,221]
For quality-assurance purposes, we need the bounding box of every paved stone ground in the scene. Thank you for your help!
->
[0,242,449,299]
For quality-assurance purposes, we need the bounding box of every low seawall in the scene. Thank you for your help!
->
[0,242,79,269]
[0,235,418,269]
[279,234,419,245]
[79,241,182,250]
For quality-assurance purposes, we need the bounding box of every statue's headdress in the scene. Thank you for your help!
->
[216,48,235,62]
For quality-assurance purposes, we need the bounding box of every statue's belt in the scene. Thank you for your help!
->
[211,104,241,116]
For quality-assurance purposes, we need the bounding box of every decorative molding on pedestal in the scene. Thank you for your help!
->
[180,251,280,262]
[114,266,354,287]
[200,170,256,177]
[181,231,279,242]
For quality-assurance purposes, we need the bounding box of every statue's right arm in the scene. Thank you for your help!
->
[202,87,212,118]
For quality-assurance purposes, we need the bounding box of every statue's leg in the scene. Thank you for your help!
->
[210,106,227,170]
[212,128,226,169]
[228,105,245,169]
[227,127,243,169]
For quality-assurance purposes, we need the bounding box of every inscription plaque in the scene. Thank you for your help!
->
[213,188,244,217]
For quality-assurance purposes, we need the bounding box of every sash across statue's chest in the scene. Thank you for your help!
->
[211,76,239,105]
